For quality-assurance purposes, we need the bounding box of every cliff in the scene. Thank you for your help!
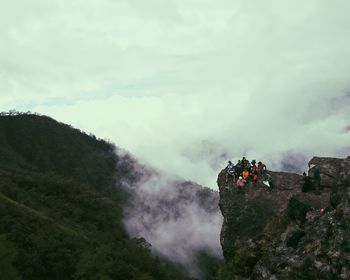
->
[217,156,350,279]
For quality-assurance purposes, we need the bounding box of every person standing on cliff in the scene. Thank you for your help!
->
[250,170,258,185]
[242,168,250,180]
[226,161,236,183]
[257,161,267,176]
[308,164,321,191]
[302,172,314,192]
[236,176,246,193]
[235,160,243,177]
[251,160,257,173]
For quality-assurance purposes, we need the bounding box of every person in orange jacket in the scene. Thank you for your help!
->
[242,169,250,180]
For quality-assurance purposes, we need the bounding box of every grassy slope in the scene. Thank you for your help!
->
[0,114,191,280]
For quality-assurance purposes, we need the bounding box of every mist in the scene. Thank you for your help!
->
[2,0,350,188]
[116,150,223,278]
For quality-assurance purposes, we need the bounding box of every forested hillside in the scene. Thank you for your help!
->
[0,113,192,280]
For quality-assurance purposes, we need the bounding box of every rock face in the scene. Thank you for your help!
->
[217,156,350,279]
[309,157,343,187]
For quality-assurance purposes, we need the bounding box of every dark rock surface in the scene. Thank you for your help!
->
[217,156,350,279]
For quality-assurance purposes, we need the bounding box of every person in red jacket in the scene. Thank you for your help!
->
[250,170,258,184]
[257,161,267,176]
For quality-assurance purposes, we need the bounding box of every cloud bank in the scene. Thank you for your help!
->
[115,149,222,277]
[1,0,350,187]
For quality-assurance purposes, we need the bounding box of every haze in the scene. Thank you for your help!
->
[1,0,350,188]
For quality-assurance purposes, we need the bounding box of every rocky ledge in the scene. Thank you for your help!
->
[217,156,350,279]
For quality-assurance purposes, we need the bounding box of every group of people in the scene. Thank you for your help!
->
[224,157,323,193]
[225,157,268,189]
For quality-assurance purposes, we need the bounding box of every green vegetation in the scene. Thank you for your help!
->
[0,113,191,280]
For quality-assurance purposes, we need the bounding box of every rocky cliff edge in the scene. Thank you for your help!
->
[217,156,350,279]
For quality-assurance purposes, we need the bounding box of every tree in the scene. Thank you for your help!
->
[0,235,20,280]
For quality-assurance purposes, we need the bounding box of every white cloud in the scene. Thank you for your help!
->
[119,168,223,277]
[1,0,350,187]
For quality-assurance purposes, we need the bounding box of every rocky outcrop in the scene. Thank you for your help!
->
[218,156,350,279]
[308,157,344,187]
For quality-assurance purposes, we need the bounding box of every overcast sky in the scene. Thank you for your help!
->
[1,0,350,188]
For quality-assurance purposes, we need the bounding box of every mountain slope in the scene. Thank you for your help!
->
[121,168,222,278]
[106,140,223,278]
[0,113,192,280]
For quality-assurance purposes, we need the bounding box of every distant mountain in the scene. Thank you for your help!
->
[0,113,199,280]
